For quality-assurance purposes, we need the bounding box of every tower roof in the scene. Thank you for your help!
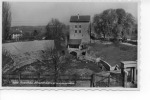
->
[70,15,90,22]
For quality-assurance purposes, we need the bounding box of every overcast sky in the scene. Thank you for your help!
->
[10,2,138,26]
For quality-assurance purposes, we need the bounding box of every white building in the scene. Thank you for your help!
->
[11,29,23,41]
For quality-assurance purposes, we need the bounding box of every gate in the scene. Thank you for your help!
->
[91,71,123,87]
[109,71,123,87]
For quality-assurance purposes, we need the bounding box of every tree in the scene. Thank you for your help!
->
[132,23,138,40]
[93,9,118,39]
[122,13,136,38]
[45,18,65,40]
[2,2,11,41]
[21,32,33,40]
[32,30,39,39]
[33,30,38,36]
[45,18,66,50]
[38,48,71,87]
[93,8,136,41]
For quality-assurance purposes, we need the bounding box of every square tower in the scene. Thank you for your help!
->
[69,14,91,43]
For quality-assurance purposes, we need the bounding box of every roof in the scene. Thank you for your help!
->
[3,40,55,74]
[121,61,137,68]
[12,31,22,35]
[3,40,55,55]
[70,15,90,22]
[68,39,81,45]
[10,28,23,35]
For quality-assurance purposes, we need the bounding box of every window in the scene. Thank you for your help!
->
[79,25,81,28]
[79,30,81,33]
[75,30,77,33]
[75,25,77,28]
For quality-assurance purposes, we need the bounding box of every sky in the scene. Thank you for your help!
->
[10,2,138,26]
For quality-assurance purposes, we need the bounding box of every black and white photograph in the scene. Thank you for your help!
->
[2,1,138,89]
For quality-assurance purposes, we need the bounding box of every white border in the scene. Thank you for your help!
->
[0,0,140,90]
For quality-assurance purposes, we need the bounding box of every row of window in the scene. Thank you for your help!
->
[75,25,81,28]
[75,30,81,33]
[74,34,84,37]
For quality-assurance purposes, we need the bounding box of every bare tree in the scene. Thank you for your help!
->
[2,2,11,41]
[38,47,70,87]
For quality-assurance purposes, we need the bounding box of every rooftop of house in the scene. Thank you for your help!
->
[70,15,90,22]
[11,29,23,35]
[2,40,55,74]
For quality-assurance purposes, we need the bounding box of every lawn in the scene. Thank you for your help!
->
[2,41,137,87]
[88,42,137,66]
[2,41,137,76]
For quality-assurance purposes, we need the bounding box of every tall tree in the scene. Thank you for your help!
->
[45,18,65,40]
[2,2,11,41]
[45,18,66,50]
[93,9,118,38]
[122,13,136,38]
[93,8,136,41]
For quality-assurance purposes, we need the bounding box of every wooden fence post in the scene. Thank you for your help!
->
[90,74,95,87]
[108,74,110,87]
[124,71,128,87]
[121,68,125,87]
[74,74,77,85]
[122,70,128,88]
[38,73,41,86]
[18,73,21,86]
[90,74,93,87]
[8,74,10,85]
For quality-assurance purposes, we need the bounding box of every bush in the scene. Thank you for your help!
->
[2,50,13,68]
[127,40,137,45]
[119,45,129,51]
[113,40,120,47]
[2,50,14,75]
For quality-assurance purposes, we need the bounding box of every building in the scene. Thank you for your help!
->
[11,29,23,41]
[69,14,91,43]
[68,39,82,56]
[68,14,91,54]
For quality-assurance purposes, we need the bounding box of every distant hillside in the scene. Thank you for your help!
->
[10,26,46,34]
[10,25,70,39]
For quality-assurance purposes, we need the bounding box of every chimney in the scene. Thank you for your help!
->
[77,14,79,20]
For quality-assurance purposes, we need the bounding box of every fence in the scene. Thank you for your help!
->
[91,71,123,87]
[3,67,137,87]
[121,61,137,88]
[2,71,124,87]
[2,74,92,87]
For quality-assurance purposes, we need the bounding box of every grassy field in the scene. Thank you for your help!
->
[88,42,137,66]
[2,41,137,76]
[2,41,137,87]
